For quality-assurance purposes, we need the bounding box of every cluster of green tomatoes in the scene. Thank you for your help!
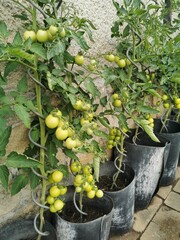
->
[23,25,66,43]
[45,109,83,150]
[70,161,104,199]
[107,127,127,150]
[46,170,67,213]
[105,53,131,68]
[162,94,180,110]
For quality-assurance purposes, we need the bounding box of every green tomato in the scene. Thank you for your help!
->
[65,137,77,149]
[23,30,36,42]
[117,59,126,68]
[113,99,122,107]
[55,127,69,140]
[49,25,58,35]
[75,54,84,65]
[105,54,115,62]
[59,28,66,37]
[36,29,48,43]
[45,114,59,129]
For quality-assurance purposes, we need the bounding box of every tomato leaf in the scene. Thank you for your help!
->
[147,89,161,98]
[0,165,9,191]
[70,31,90,51]
[94,129,108,138]
[84,77,100,98]
[98,117,110,128]
[4,62,19,78]
[31,43,47,59]
[63,148,78,161]
[14,104,31,128]
[5,152,42,168]
[0,126,12,157]
[11,175,28,195]
[0,21,9,37]
[139,119,160,142]
[13,32,23,46]
[47,41,65,60]
[46,142,58,167]
[29,171,40,189]
[8,47,35,63]
[137,105,159,114]
[17,75,28,93]
[93,156,100,182]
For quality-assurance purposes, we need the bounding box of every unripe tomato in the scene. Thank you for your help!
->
[45,114,59,129]
[49,186,61,197]
[86,174,94,183]
[176,103,180,109]
[87,190,96,199]
[73,100,83,110]
[148,117,154,124]
[75,139,83,148]
[65,137,77,149]
[162,94,168,101]
[163,103,170,109]
[117,59,126,68]
[52,170,63,183]
[75,54,84,65]
[113,99,122,107]
[96,189,104,198]
[47,30,55,41]
[59,186,67,195]
[46,195,55,205]
[90,59,97,65]
[36,29,48,43]
[54,199,64,211]
[175,98,180,104]
[49,204,57,213]
[59,28,66,37]
[149,123,154,128]
[23,30,36,42]
[74,174,84,185]
[49,25,58,35]
[105,54,115,62]
[122,127,128,133]
[83,165,92,175]
[112,93,119,100]
[75,186,82,193]
[87,128,93,135]
[88,64,96,71]
[114,56,120,63]
[125,58,131,65]
[70,161,82,173]
[55,127,69,140]
[80,118,90,126]
[82,103,91,111]
[67,127,74,137]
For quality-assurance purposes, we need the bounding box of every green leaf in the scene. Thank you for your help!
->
[0,126,12,157]
[93,157,100,182]
[13,32,23,46]
[0,21,9,37]
[46,142,58,167]
[11,175,28,195]
[94,129,108,138]
[63,148,78,160]
[47,41,65,60]
[4,62,19,78]
[5,152,42,168]
[98,117,110,128]
[137,105,159,114]
[147,89,161,98]
[139,120,160,142]
[14,104,31,128]
[84,78,100,98]
[57,164,69,177]
[17,75,28,93]
[0,165,9,191]
[100,96,108,107]
[8,48,35,63]
[70,31,90,51]
[31,43,47,59]
[117,112,128,128]
[29,171,40,189]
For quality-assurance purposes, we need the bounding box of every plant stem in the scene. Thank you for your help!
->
[111,134,125,190]
[31,4,47,240]
[79,192,83,223]
[160,106,172,133]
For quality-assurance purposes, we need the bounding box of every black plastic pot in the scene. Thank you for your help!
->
[99,161,135,235]
[53,186,113,240]
[154,119,180,185]
[123,131,170,210]
[0,218,57,240]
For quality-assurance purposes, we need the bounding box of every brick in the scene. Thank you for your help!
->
[156,185,172,200]
[164,191,180,212]
[133,196,162,233]
[173,179,180,194]
[140,206,180,240]
[110,230,140,240]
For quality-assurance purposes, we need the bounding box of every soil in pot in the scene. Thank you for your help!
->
[52,186,113,240]
[98,161,135,235]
